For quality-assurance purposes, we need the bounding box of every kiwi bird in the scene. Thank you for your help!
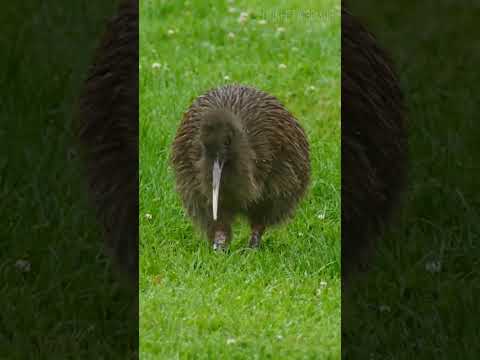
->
[77,0,138,287]
[342,6,407,279]
[171,85,310,250]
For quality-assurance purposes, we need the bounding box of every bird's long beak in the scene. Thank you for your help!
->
[212,157,224,221]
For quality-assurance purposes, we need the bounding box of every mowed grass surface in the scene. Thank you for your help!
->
[1,1,136,358]
[344,3,480,359]
[140,0,340,358]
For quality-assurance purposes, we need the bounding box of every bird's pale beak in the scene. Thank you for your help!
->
[212,157,224,221]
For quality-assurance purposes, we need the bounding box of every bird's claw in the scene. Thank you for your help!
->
[249,235,260,248]
[213,230,227,251]
[249,227,264,248]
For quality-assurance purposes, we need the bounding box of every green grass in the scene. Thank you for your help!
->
[0,1,137,358]
[139,0,340,358]
[344,2,480,359]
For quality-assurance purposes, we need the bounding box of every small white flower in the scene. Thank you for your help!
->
[227,32,235,39]
[151,62,161,69]
[379,304,391,313]
[226,338,236,344]
[298,231,304,237]
[167,29,175,35]
[425,260,441,273]
[276,27,286,33]
[15,259,31,273]
[258,19,267,25]
[276,334,284,340]
[228,7,238,13]
[317,212,325,219]
[316,281,328,295]
[238,12,249,23]
[67,148,77,160]
[309,85,317,91]
[145,213,153,220]
[224,75,230,80]
[278,63,287,69]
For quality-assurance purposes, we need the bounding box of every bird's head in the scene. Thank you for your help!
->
[200,111,238,163]
[198,109,244,221]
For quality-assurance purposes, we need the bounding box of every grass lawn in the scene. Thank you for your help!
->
[0,1,137,358]
[344,3,480,359]
[139,0,341,358]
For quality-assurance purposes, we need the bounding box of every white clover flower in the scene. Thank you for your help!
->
[379,304,391,313]
[425,260,441,273]
[227,32,235,39]
[276,27,286,33]
[224,75,231,80]
[238,12,249,23]
[228,7,238,13]
[278,63,287,69]
[258,19,267,25]
[167,29,175,35]
[67,148,77,161]
[151,62,161,69]
[15,259,31,273]
[226,338,236,344]
[316,280,328,295]
[145,213,153,220]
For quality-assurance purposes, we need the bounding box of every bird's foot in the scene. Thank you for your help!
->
[249,225,265,248]
[249,234,261,248]
[213,230,228,251]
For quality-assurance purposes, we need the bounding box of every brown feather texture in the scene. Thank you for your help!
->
[342,6,408,278]
[76,0,138,287]
[171,84,310,250]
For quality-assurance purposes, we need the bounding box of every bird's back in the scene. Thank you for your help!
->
[172,85,310,212]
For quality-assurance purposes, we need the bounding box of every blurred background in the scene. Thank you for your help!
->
[343,2,480,358]
[0,1,137,357]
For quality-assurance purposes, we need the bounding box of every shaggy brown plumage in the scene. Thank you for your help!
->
[76,0,138,287]
[171,85,310,250]
[342,6,408,278]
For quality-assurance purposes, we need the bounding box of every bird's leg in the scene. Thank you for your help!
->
[209,222,232,251]
[249,224,265,248]
[213,228,227,251]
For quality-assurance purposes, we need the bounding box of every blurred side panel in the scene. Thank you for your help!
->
[342,1,480,358]
[0,0,138,358]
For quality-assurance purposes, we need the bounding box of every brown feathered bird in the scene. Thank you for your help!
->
[77,0,138,287]
[171,85,310,250]
[342,6,408,279]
